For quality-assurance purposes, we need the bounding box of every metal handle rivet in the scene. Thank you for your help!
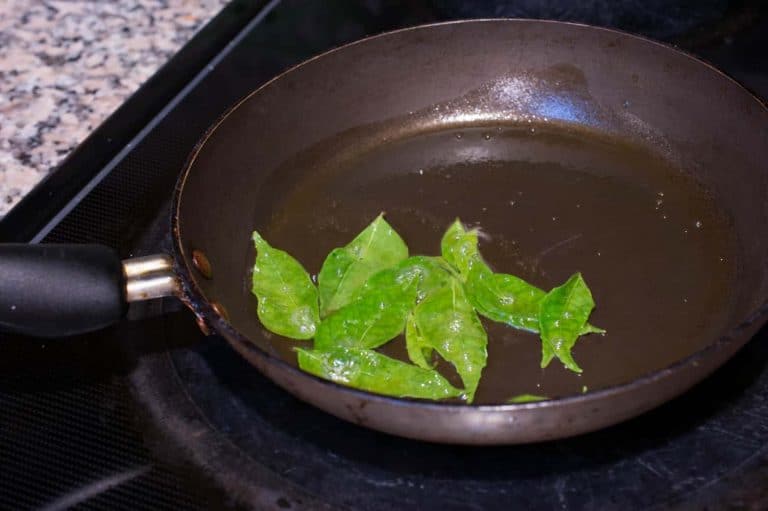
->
[192,249,212,279]
[211,301,229,321]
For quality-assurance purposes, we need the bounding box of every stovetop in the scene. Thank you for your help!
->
[2,1,768,509]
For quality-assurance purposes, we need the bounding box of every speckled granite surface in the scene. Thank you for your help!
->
[0,0,228,217]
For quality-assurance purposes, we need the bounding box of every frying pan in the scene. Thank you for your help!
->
[1,20,767,444]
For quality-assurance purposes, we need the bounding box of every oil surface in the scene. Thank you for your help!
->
[247,126,739,404]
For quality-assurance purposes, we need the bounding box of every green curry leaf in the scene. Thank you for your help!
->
[405,312,433,369]
[315,255,457,352]
[466,259,545,333]
[440,219,479,278]
[317,214,408,317]
[441,220,603,337]
[467,263,601,336]
[539,273,597,373]
[296,347,463,400]
[407,278,487,402]
[251,231,319,339]
[507,394,550,403]
[314,265,419,350]
[440,218,544,332]
[381,256,454,303]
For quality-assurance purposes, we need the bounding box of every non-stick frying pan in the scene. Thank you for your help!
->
[1,20,767,444]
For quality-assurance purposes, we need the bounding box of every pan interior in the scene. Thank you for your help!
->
[242,122,740,404]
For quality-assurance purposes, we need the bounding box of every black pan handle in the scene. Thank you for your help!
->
[0,244,179,338]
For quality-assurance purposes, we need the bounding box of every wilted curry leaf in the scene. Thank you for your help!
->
[317,214,408,317]
[314,265,419,350]
[296,347,463,400]
[539,273,597,373]
[251,231,319,339]
[407,279,487,402]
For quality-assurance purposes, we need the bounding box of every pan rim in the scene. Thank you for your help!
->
[171,18,768,413]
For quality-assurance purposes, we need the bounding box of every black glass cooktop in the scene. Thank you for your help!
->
[2,1,768,509]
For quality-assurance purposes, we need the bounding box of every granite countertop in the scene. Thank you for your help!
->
[0,0,228,217]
